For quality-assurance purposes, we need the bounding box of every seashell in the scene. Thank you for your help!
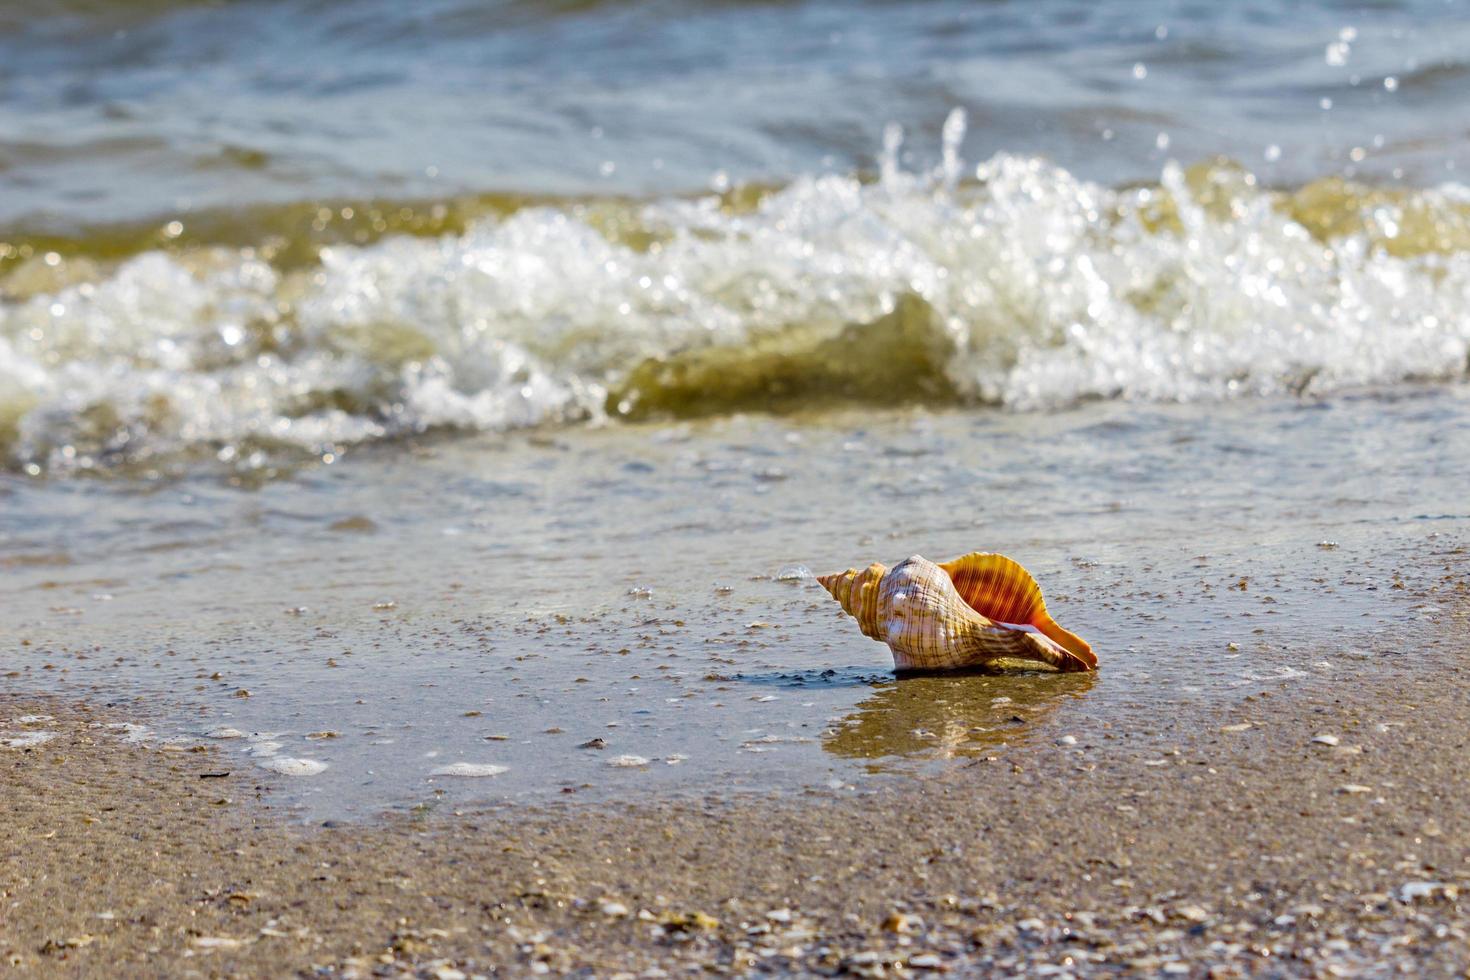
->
[817,553,1096,673]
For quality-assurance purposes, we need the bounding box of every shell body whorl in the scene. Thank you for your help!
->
[818,553,1095,673]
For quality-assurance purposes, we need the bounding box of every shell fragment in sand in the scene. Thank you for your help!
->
[429,762,508,777]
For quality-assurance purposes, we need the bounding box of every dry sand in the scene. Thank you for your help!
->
[4,600,1470,978]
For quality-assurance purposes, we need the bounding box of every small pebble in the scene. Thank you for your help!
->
[882,912,923,934]
[1399,881,1447,902]
[191,936,243,950]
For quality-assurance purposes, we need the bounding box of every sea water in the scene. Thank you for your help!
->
[2,0,1469,819]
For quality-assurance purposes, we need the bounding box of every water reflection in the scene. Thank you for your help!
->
[823,671,1096,767]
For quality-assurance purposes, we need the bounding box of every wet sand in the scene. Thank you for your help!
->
[4,586,1469,978]
[9,392,1469,821]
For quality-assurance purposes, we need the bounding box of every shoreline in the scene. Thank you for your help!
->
[5,589,1468,977]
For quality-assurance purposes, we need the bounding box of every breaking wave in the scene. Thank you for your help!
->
[3,118,1470,473]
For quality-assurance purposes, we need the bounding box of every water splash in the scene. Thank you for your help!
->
[940,108,967,191]
[3,129,1470,474]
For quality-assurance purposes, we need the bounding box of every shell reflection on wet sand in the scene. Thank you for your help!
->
[822,672,1097,765]
[817,553,1096,673]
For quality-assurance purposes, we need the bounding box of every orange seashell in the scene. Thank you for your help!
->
[817,553,1095,673]
[938,552,1096,670]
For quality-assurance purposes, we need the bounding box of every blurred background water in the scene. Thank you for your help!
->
[4,0,1467,225]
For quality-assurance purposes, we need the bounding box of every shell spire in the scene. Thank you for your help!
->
[938,552,1096,670]
[816,562,887,641]
[817,552,1096,673]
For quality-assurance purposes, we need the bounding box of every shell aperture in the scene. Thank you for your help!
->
[937,552,1096,669]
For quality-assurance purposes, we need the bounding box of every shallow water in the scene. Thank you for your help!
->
[4,390,1467,818]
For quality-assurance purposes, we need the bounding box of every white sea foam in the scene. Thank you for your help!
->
[4,138,1469,472]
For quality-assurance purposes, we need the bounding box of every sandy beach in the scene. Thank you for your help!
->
[5,570,1467,978]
